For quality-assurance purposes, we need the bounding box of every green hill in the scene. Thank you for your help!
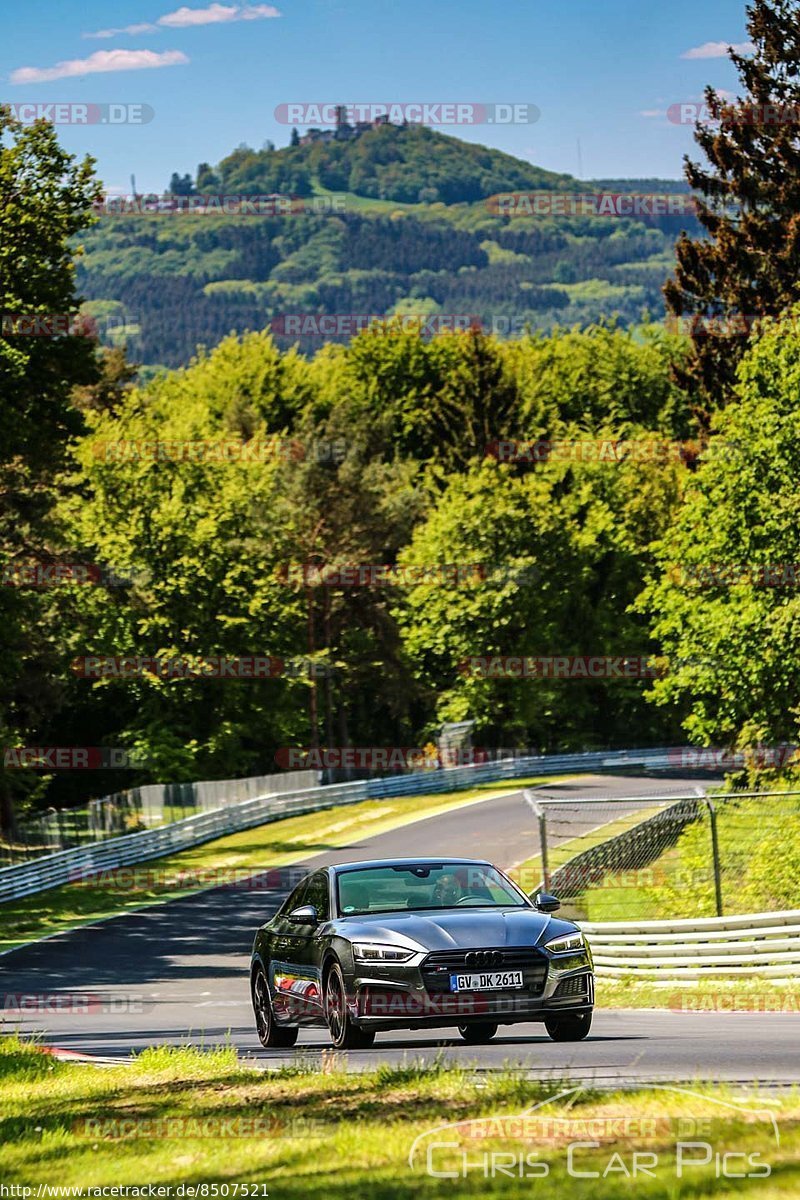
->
[212,122,579,204]
[78,125,698,369]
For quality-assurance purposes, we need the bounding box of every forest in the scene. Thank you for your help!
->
[3,0,800,833]
[79,123,696,370]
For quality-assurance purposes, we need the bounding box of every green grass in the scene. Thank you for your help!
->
[0,775,565,953]
[596,976,800,1011]
[578,794,800,922]
[507,802,666,914]
[1,1035,797,1197]
[308,176,420,214]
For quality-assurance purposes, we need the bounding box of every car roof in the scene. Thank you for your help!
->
[329,857,492,874]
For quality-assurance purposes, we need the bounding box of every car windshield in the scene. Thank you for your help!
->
[336,863,528,916]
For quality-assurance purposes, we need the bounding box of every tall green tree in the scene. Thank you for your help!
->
[396,444,685,751]
[665,0,800,417]
[639,309,800,750]
[0,109,100,835]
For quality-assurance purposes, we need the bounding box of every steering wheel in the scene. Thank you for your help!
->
[455,894,489,905]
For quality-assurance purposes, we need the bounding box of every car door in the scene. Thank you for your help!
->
[268,876,317,1025]
[292,871,330,1023]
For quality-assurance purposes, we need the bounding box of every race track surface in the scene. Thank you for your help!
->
[6,772,796,1082]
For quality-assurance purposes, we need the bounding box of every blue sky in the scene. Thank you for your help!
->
[1,0,754,192]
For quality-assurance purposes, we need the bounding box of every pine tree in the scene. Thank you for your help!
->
[665,0,800,419]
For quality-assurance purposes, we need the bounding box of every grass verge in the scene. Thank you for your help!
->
[508,802,669,912]
[596,976,800,1011]
[0,1036,796,1197]
[0,775,560,953]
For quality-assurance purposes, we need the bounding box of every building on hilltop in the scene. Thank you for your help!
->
[299,112,394,146]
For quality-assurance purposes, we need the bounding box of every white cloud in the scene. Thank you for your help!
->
[85,4,280,38]
[159,3,280,26]
[681,40,755,60]
[239,4,282,17]
[84,23,157,39]
[10,49,189,84]
[640,109,664,118]
[158,4,239,26]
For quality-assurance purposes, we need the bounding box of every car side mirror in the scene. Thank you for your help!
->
[534,891,560,913]
[287,904,318,925]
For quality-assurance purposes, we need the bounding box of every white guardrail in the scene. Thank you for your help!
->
[1,744,797,979]
[582,911,800,979]
[0,745,691,904]
[0,780,371,905]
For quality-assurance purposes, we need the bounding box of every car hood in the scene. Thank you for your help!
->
[332,907,572,951]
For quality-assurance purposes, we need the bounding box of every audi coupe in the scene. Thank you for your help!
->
[250,857,594,1049]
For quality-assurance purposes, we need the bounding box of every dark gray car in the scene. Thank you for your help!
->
[250,857,594,1049]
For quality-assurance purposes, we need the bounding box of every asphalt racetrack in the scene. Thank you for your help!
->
[4,773,798,1083]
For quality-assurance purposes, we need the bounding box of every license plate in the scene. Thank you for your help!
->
[450,970,524,992]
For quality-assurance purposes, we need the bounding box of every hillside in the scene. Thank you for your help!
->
[78,124,698,369]
[213,121,579,204]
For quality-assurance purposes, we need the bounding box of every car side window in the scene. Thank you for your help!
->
[305,872,330,921]
[278,876,309,918]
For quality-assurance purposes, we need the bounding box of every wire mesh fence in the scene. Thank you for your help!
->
[0,769,318,867]
[521,788,800,921]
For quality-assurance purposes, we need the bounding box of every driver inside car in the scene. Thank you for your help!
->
[432,871,462,906]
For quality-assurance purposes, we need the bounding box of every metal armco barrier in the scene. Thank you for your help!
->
[0,780,368,905]
[0,745,705,904]
[582,911,800,979]
[363,746,688,798]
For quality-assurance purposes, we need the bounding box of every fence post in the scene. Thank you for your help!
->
[539,808,551,891]
[704,796,724,917]
[523,791,550,891]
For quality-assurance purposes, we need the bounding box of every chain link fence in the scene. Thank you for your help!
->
[522,788,800,921]
[0,770,318,867]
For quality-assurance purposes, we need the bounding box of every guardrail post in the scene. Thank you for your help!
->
[703,796,724,917]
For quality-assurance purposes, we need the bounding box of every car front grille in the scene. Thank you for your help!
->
[421,946,549,996]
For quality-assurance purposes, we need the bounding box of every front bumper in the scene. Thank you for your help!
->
[350,952,594,1030]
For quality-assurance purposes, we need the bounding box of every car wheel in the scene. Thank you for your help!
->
[544,1012,592,1042]
[458,1022,498,1044]
[324,961,375,1049]
[252,966,298,1048]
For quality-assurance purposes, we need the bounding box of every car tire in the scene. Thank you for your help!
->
[324,961,375,1049]
[457,1022,498,1044]
[252,966,299,1048]
[544,1012,592,1042]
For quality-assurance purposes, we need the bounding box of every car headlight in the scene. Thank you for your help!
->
[353,942,416,963]
[545,931,585,954]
